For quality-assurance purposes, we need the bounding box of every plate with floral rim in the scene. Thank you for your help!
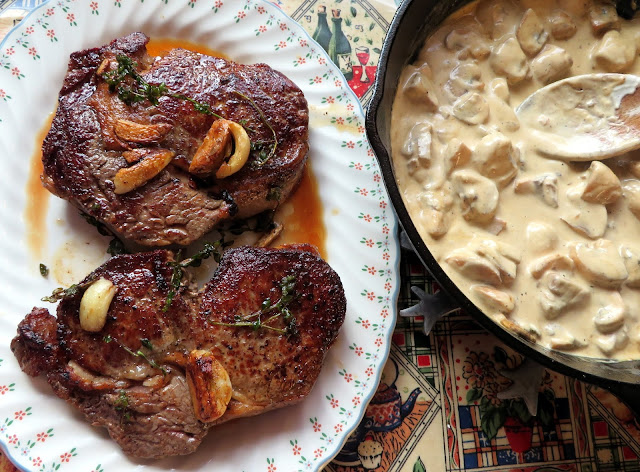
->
[0,0,399,471]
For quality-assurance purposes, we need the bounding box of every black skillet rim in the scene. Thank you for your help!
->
[364,0,640,405]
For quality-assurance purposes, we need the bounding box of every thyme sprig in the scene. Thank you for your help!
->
[162,240,229,312]
[41,276,97,303]
[103,334,167,375]
[212,275,298,336]
[101,54,278,167]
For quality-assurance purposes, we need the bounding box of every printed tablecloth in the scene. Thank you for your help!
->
[1,1,639,471]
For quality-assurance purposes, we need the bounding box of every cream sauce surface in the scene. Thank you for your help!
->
[391,0,640,359]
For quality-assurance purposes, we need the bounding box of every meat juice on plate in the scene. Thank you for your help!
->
[391,0,640,359]
[28,37,326,286]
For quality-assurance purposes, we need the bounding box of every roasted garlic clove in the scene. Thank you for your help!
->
[113,149,175,194]
[186,350,232,423]
[79,278,116,332]
[215,121,251,179]
[189,119,233,178]
[114,119,173,144]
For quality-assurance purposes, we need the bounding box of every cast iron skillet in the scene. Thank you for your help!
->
[365,0,640,416]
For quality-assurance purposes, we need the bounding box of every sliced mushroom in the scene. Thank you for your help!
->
[489,77,510,102]
[446,239,520,286]
[620,245,640,288]
[417,183,454,238]
[514,173,558,207]
[114,119,173,144]
[445,247,502,286]
[185,350,233,423]
[401,64,439,111]
[538,271,590,319]
[629,161,640,179]
[442,138,472,175]
[594,30,636,72]
[475,239,520,284]
[531,44,573,84]
[402,123,432,164]
[546,323,584,350]
[596,330,629,356]
[489,37,529,85]
[594,293,626,334]
[623,179,640,220]
[581,161,622,204]
[570,239,628,288]
[189,119,233,178]
[451,169,499,224]
[473,133,518,188]
[549,9,577,39]
[487,94,520,132]
[444,62,484,99]
[113,149,175,195]
[472,285,514,313]
[529,253,574,279]
[526,221,558,254]
[560,183,608,239]
[589,2,620,35]
[517,9,549,56]
[445,28,490,60]
[452,91,489,125]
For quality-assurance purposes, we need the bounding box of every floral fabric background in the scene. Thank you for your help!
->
[1,1,639,471]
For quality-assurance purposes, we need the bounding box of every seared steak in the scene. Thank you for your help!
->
[11,246,345,459]
[42,33,309,246]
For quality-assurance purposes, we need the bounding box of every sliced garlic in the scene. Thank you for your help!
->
[79,278,116,332]
[186,350,232,423]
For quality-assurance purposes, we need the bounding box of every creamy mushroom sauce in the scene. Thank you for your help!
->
[391,0,640,359]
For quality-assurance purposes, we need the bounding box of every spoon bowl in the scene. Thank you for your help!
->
[516,73,640,161]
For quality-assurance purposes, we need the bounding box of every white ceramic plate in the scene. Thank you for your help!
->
[0,1,399,471]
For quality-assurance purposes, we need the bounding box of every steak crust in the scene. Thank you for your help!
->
[42,33,309,246]
[11,247,345,459]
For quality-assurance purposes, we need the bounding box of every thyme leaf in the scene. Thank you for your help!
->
[212,275,298,336]
[39,263,49,277]
[233,90,278,167]
[41,277,96,303]
[80,211,128,256]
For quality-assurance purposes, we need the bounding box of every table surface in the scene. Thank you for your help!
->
[1,1,640,471]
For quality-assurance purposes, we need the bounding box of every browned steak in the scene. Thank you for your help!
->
[11,246,345,459]
[42,33,309,246]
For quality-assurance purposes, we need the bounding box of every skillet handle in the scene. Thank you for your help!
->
[605,383,640,419]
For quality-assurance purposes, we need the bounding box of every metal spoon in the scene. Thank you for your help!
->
[516,73,640,161]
